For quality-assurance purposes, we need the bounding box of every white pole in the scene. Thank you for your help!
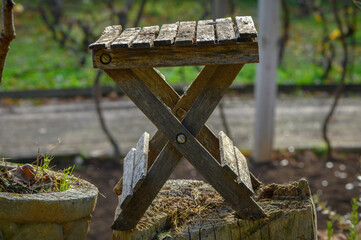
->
[253,0,281,163]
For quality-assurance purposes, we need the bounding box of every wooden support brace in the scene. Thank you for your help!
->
[114,133,149,219]
[106,66,266,230]
[219,131,253,195]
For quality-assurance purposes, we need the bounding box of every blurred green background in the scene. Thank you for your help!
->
[1,0,360,91]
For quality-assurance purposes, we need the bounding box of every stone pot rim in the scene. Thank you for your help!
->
[0,162,98,224]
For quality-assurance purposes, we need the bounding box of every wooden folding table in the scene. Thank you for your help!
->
[89,16,266,231]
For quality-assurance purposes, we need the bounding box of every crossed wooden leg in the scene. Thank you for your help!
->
[105,65,265,230]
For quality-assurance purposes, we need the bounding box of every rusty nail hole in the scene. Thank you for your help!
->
[100,53,112,64]
[176,108,187,118]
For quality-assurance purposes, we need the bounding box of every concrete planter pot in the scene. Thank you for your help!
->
[0,162,98,240]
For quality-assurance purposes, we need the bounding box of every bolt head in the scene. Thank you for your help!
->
[100,53,112,64]
[176,133,187,144]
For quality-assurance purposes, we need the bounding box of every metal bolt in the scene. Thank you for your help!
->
[176,108,187,119]
[176,133,187,144]
[100,53,112,64]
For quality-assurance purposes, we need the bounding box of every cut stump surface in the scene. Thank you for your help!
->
[113,179,317,240]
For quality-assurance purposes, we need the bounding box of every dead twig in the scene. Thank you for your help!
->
[322,0,350,159]
[93,70,122,160]
[278,0,290,66]
[0,0,16,83]
[218,100,232,139]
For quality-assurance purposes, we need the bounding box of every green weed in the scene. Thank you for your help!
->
[1,1,360,91]
[327,221,333,240]
[347,198,359,240]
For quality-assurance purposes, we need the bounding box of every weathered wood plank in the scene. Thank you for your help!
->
[106,65,265,230]
[132,132,149,191]
[132,67,262,190]
[154,22,179,46]
[119,148,135,208]
[196,19,215,45]
[111,27,141,48]
[174,21,196,45]
[132,25,160,48]
[235,16,258,39]
[93,42,259,69]
[234,146,254,193]
[89,25,122,49]
[215,17,237,44]
[132,66,220,168]
[219,131,238,179]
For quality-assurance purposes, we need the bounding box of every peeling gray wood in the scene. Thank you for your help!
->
[234,147,254,194]
[219,131,238,180]
[132,25,160,48]
[215,17,237,44]
[235,16,258,39]
[196,20,215,45]
[175,21,196,45]
[120,148,136,208]
[111,27,141,48]
[89,25,122,49]
[154,22,179,46]
[219,131,253,195]
[132,132,149,191]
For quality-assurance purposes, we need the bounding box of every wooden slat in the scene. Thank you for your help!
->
[234,147,254,193]
[175,21,196,45]
[154,22,179,46]
[215,17,237,44]
[132,25,160,48]
[107,65,266,230]
[132,132,149,191]
[89,25,122,49]
[93,42,259,69]
[119,148,135,208]
[235,16,258,39]
[111,27,141,48]
[219,131,238,179]
[196,19,215,45]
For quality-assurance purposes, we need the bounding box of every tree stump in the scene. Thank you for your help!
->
[113,179,317,240]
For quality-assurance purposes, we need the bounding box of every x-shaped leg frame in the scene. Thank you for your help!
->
[105,64,266,230]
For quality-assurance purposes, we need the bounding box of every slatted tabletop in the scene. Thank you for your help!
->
[90,16,259,69]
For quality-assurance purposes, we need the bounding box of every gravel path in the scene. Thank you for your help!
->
[1,94,360,159]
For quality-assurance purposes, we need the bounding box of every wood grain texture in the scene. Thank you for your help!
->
[219,131,238,179]
[234,146,253,193]
[216,17,237,43]
[132,132,149,191]
[119,148,135,208]
[174,21,196,45]
[89,25,122,49]
[111,27,141,48]
[132,66,221,168]
[106,65,265,230]
[235,16,258,39]
[132,25,160,48]
[93,41,259,69]
[154,22,179,46]
[196,19,215,45]
[113,180,317,240]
